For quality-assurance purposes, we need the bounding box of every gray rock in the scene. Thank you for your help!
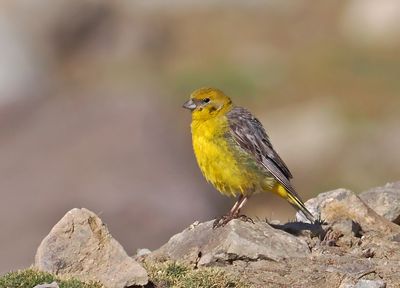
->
[149,219,310,266]
[354,279,386,288]
[296,189,400,236]
[33,282,59,288]
[360,182,400,224]
[331,219,362,237]
[35,208,148,288]
[136,248,152,257]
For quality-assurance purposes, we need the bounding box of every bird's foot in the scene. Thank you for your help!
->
[237,214,254,224]
[212,214,254,229]
[213,215,233,229]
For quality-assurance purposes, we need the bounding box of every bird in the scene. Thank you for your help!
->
[183,87,315,228]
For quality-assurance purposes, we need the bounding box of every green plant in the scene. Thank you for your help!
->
[0,268,103,288]
[145,261,249,288]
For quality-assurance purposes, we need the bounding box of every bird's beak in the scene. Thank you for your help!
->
[182,99,197,111]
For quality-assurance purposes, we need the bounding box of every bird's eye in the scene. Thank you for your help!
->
[203,98,210,103]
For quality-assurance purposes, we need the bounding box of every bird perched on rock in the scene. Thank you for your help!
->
[183,87,315,228]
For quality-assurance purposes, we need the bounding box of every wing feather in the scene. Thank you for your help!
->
[226,106,299,197]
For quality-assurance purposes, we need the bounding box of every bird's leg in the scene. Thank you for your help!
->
[232,195,248,217]
[213,195,253,228]
[213,195,243,228]
[233,196,254,223]
[229,194,244,215]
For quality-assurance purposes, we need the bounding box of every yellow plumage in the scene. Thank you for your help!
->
[183,87,314,226]
[191,115,261,197]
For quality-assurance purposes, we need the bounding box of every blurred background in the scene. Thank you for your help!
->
[1,0,400,273]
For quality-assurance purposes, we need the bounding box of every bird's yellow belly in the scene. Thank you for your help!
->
[192,131,264,197]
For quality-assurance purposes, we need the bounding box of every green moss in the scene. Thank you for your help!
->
[0,268,103,288]
[1,263,248,288]
[145,261,249,288]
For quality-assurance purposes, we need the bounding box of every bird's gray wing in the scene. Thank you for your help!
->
[226,106,298,196]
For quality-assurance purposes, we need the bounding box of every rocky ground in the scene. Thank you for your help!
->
[2,182,400,287]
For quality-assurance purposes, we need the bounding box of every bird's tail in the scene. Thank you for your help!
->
[286,192,315,223]
[271,183,315,223]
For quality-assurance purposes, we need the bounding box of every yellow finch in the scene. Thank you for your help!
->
[183,87,314,227]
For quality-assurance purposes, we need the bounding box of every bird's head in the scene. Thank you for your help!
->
[183,88,233,120]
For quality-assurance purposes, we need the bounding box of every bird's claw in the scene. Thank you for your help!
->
[237,214,254,224]
[213,214,254,229]
[213,215,232,229]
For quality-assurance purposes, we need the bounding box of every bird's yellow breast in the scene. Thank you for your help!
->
[191,115,264,197]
